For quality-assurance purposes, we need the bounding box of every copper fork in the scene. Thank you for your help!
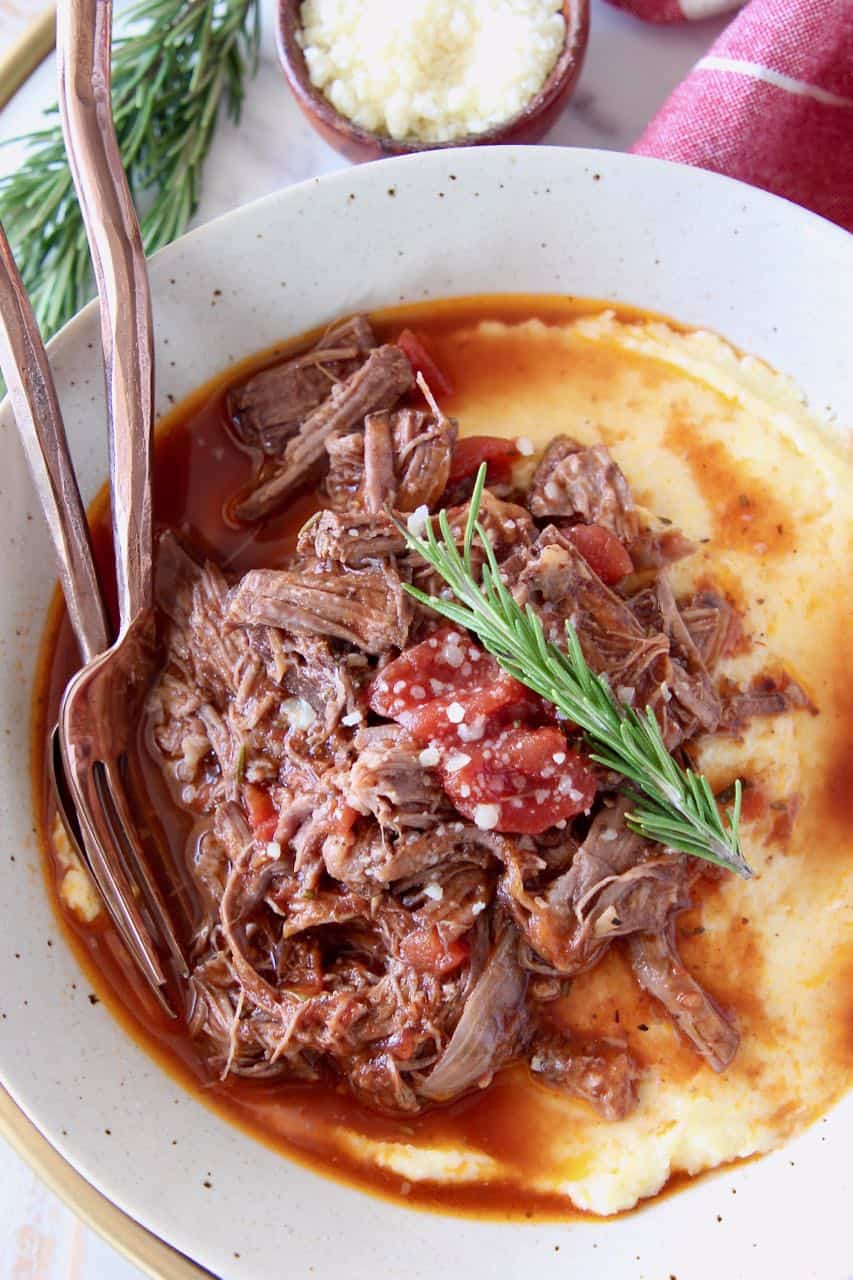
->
[55,0,186,1001]
[0,220,182,1002]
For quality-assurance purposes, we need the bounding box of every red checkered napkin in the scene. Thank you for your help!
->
[611,0,853,231]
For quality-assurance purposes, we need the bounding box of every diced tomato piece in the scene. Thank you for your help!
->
[368,628,535,745]
[566,524,634,585]
[405,671,541,745]
[447,435,520,487]
[440,725,597,835]
[369,627,474,719]
[337,803,360,835]
[395,329,454,398]
[244,783,278,842]
[400,928,470,975]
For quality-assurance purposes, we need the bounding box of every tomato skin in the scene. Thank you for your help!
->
[368,629,536,745]
[447,435,520,486]
[395,329,454,398]
[440,725,597,835]
[244,783,278,842]
[403,671,538,745]
[400,928,470,975]
[566,524,633,585]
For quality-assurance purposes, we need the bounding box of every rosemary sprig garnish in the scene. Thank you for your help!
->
[0,0,260,345]
[394,464,749,878]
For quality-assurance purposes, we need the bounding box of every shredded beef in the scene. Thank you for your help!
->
[529,1029,639,1120]
[629,525,697,572]
[324,431,365,510]
[628,923,739,1072]
[225,559,411,654]
[679,589,742,670]
[234,345,414,521]
[325,407,456,514]
[297,509,406,564]
[513,529,727,746]
[388,408,457,512]
[513,528,670,697]
[722,670,815,727]
[528,437,639,541]
[652,575,722,737]
[147,533,298,810]
[406,489,535,598]
[499,797,694,975]
[417,920,529,1102]
[344,725,449,832]
[230,315,376,455]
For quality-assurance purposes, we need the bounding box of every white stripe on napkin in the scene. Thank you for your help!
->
[680,0,742,18]
[696,54,853,107]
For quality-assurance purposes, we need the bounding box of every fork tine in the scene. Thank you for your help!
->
[64,740,168,990]
[103,757,189,977]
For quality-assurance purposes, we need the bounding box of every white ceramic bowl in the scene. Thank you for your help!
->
[1,147,850,1279]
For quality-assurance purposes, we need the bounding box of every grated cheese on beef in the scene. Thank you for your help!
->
[473,803,500,830]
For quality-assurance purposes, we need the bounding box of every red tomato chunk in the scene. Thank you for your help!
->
[567,523,633,585]
[395,329,454,398]
[400,928,469,975]
[369,628,538,745]
[440,725,596,834]
[369,629,597,834]
[447,435,520,487]
[244,783,278,842]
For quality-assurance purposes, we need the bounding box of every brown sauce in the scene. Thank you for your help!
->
[664,411,796,558]
[30,295,853,1221]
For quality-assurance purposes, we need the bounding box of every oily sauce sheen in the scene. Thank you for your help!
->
[32,297,853,1220]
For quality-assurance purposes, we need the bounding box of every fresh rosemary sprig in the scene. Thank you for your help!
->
[394,464,750,878]
[0,0,260,344]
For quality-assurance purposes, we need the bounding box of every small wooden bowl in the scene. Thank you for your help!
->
[277,0,590,163]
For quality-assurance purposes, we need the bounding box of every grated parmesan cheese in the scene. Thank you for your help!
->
[406,504,430,536]
[419,746,441,767]
[446,701,466,724]
[473,803,500,830]
[298,0,566,144]
[281,697,317,731]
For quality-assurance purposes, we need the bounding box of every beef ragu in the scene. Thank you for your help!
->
[35,297,837,1219]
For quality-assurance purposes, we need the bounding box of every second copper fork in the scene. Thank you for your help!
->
[56,0,186,999]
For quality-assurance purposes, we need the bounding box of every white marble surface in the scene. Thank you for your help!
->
[0,2,730,1276]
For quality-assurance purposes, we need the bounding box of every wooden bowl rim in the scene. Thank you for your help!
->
[276,0,591,155]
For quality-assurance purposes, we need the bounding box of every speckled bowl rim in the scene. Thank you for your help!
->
[1,146,850,1280]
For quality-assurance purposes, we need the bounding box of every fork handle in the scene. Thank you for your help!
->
[0,223,110,662]
[57,0,154,631]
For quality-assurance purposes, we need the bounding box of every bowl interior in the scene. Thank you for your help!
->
[0,147,850,1278]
